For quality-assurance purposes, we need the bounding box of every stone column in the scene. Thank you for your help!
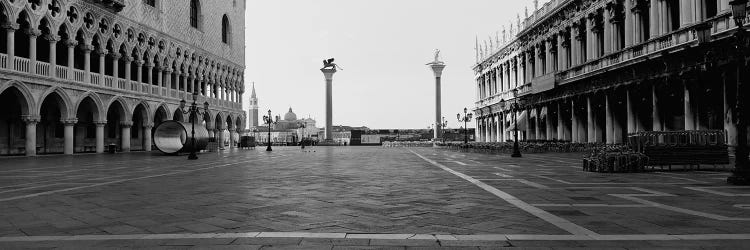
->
[182,72,189,94]
[321,68,336,141]
[157,67,163,94]
[66,40,76,80]
[83,44,92,83]
[428,61,445,141]
[123,56,132,81]
[98,49,106,79]
[111,53,120,80]
[571,100,579,142]
[542,106,550,140]
[557,102,565,140]
[95,122,105,153]
[136,60,144,83]
[627,89,637,133]
[652,84,662,131]
[534,108,541,140]
[606,93,614,144]
[587,96,596,142]
[624,0,634,47]
[23,116,39,156]
[145,63,154,86]
[500,112,506,142]
[684,81,695,130]
[121,121,132,152]
[28,30,39,71]
[63,119,77,155]
[680,0,694,27]
[650,0,661,36]
[48,37,57,76]
[143,123,153,152]
[6,25,16,64]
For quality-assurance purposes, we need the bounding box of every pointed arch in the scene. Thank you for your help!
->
[74,91,105,122]
[105,96,130,122]
[38,87,74,119]
[132,101,152,124]
[0,80,35,115]
[154,103,170,126]
[221,14,231,45]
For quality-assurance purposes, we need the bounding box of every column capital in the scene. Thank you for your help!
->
[120,121,134,127]
[122,55,133,63]
[2,23,19,31]
[81,44,94,52]
[45,34,60,42]
[96,48,108,56]
[94,121,107,126]
[143,122,154,128]
[110,52,121,60]
[61,118,78,125]
[64,39,78,48]
[135,60,144,66]
[145,62,155,68]
[25,28,41,38]
[21,115,40,124]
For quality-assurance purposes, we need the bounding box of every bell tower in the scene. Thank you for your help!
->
[248,82,259,128]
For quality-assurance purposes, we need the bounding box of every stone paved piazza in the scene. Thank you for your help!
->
[1,147,750,249]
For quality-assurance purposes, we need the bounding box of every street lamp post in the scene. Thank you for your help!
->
[179,92,209,160]
[263,110,278,151]
[728,0,750,185]
[298,122,306,149]
[457,108,473,144]
[441,116,448,143]
[500,91,522,158]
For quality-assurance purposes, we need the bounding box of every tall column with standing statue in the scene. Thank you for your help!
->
[427,49,446,143]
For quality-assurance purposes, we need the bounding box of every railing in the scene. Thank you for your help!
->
[0,54,6,68]
[104,76,114,88]
[131,81,139,92]
[13,57,30,73]
[35,61,50,76]
[151,86,159,95]
[90,74,101,85]
[117,79,127,90]
[73,69,85,82]
[141,83,150,94]
[55,65,68,79]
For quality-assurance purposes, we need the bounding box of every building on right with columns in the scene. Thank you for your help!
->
[473,0,748,151]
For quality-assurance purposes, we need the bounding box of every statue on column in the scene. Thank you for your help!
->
[321,58,343,70]
[434,49,441,62]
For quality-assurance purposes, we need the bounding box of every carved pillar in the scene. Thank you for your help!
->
[22,116,39,156]
[143,123,153,152]
[111,53,120,80]
[120,121,132,152]
[95,122,105,153]
[48,36,58,75]
[5,25,17,64]
[66,40,76,80]
[63,119,77,155]
[97,49,107,79]
[28,29,40,71]
[135,60,144,83]
[82,44,93,83]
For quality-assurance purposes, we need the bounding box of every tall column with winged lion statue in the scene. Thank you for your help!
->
[427,50,446,143]
[320,58,341,143]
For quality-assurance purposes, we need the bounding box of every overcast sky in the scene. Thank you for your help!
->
[243,0,538,129]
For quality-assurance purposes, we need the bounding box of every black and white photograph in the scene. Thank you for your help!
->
[0,0,750,249]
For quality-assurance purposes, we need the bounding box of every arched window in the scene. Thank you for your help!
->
[221,15,230,44]
[190,0,200,29]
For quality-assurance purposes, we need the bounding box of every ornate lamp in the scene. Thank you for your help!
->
[731,0,748,27]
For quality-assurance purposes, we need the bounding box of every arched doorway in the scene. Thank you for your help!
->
[39,92,68,154]
[105,100,127,151]
[225,115,232,147]
[0,87,30,155]
[132,104,149,151]
[75,96,99,153]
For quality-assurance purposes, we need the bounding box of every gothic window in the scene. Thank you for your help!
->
[222,15,231,44]
[143,0,155,7]
[190,0,200,29]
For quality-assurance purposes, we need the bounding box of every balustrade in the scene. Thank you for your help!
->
[0,54,6,69]
[55,65,68,79]
[73,69,85,82]
[35,61,50,76]
[104,76,114,88]
[13,57,30,73]
[90,74,101,85]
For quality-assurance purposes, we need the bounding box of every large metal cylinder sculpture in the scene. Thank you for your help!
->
[153,120,209,154]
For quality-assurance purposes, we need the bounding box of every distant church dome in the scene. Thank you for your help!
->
[284,108,297,121]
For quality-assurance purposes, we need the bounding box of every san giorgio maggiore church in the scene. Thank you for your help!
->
[0,0,246,156]
[246,84,319,144]
[474,0,748,150]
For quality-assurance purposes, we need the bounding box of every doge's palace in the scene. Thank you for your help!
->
[0,0,246,155]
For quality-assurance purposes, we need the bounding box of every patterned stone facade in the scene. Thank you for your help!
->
[0,0,246,156]
[473,0,746,148]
